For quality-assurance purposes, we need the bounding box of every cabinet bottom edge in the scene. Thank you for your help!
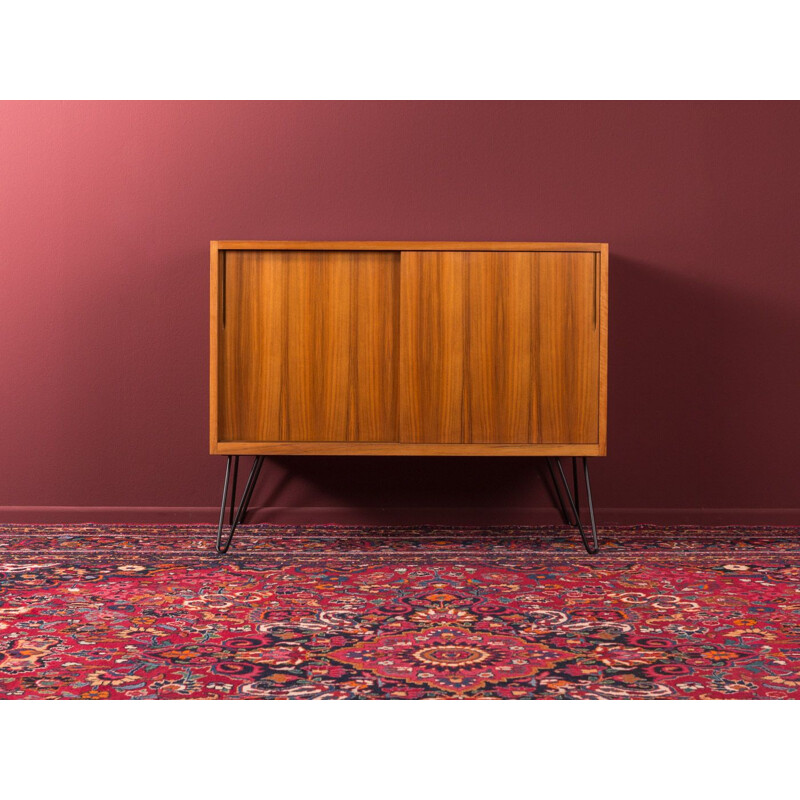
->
[211,442,605,456]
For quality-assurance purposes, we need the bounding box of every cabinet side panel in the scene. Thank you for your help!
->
[533,252,600,444]
[210,243,220,451]
[398,251,466,443]
[598,245,608,454]
[465,252,533,443]
[219,251,287,441]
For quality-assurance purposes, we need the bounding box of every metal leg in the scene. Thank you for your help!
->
[228,456,239,525]
[582,457,599,553]
[552,457,600,554]
[216,456,237,551]
[572,458,580,519]
[546,457,574,525]
[235,456,264,524]
[216,456,265,554]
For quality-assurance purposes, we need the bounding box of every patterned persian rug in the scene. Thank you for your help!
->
[1,524,798,699]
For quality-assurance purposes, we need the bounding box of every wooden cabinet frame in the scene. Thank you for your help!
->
[211,241,608,456]
[210,241,608,554]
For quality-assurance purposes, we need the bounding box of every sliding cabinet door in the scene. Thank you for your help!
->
[398,251,599,445]
[218,250,399,443]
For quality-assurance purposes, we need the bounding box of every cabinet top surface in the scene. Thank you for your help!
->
[213,241,607,252]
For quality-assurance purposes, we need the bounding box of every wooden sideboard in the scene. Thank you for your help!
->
[210,242,608,552]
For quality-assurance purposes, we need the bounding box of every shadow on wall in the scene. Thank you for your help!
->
[246,455,562,524]
[241,253,800,524]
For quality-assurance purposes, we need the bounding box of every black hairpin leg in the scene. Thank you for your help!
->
[545,457,574,525]
[549,457,600,554]
[216,455,265,554]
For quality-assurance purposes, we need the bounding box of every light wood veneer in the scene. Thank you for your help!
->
[211,242,608,456]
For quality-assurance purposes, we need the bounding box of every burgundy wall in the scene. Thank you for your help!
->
[1,101,799,523]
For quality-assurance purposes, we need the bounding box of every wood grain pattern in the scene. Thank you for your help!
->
[285,252,351,440]
[397,251,598,445]
[210,242,608,456]
[398,251,538,443]
[350,255,399,441]
[219,250,286,441]
[465,252,533,443]
[533,252,599,444]
[218,250,398,443]
[398,251,466,443]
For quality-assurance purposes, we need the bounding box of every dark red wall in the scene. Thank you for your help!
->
[2,101,799,523]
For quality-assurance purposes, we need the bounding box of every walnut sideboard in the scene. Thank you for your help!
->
[210,241,608,553]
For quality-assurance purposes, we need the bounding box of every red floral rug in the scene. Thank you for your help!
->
[1,524,798,699]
